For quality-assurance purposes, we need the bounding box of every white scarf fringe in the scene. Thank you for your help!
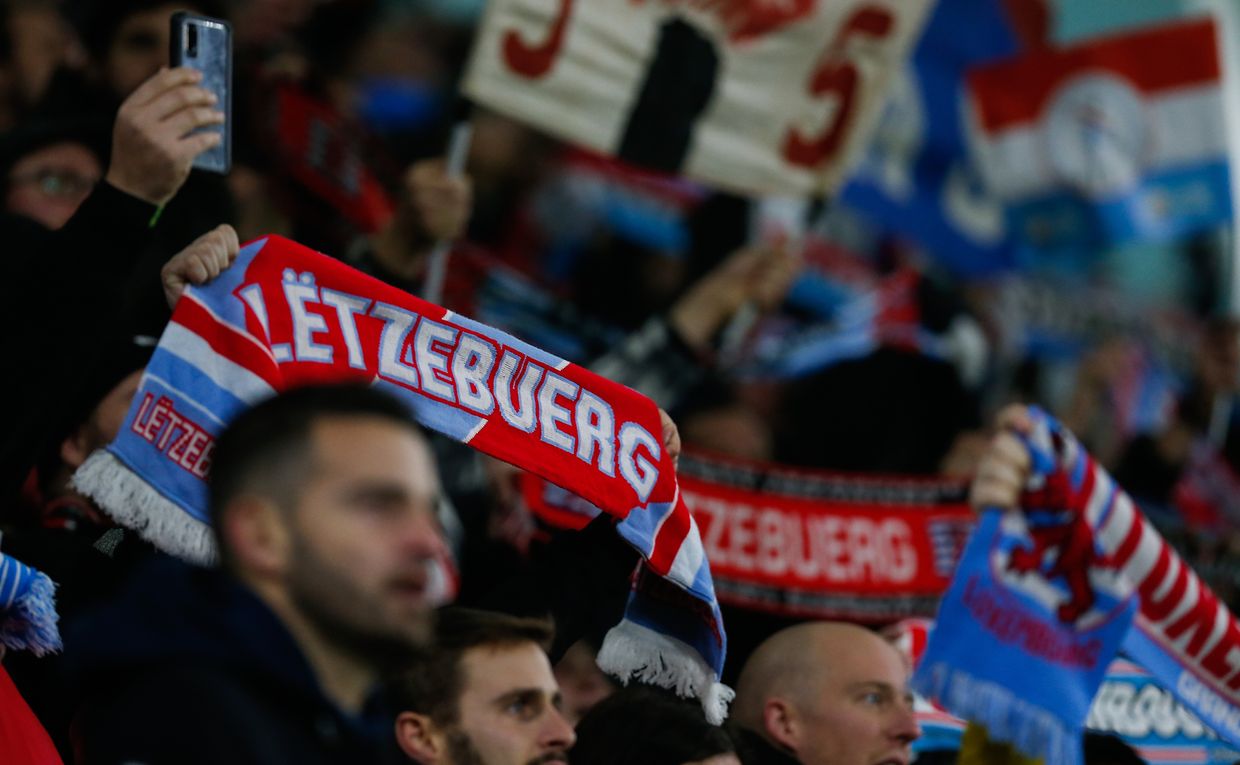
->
[597,618,734,725]
[73,451,218,565]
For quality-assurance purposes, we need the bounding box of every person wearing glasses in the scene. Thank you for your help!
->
[1,118,105,229]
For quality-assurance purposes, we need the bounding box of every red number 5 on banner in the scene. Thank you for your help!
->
[504,0,575,79]
[783,5,894,170]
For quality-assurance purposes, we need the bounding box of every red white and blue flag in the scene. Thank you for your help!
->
[968,18,1231,252]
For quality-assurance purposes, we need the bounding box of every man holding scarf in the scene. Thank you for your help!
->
[67,384,450,763]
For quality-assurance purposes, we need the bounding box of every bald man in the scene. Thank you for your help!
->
[729,622,920,765]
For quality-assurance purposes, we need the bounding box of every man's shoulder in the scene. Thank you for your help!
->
[728,724,803,765]
[77,664,370,765]
[102,660,301,705]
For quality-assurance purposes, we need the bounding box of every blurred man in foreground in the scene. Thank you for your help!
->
[69,385,449,763]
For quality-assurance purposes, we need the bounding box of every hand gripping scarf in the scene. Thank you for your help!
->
[73,235,731,721]
[914,408,1240,765]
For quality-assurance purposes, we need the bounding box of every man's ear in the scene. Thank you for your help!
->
[763,697,801,754]
[221,496,291,577]
[395,711,446,764]
[59,427,93,470]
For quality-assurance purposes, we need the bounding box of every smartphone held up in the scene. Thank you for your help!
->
[169,11,231,174]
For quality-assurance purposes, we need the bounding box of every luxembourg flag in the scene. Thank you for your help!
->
[967,18,1231,252]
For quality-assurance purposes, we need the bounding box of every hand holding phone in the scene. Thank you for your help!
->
[170,11,232,174]
[104,68,225,206]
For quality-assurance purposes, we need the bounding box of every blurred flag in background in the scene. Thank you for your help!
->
[463,0,932,195]
[968,18,1232,255]
[839,0,1025,277]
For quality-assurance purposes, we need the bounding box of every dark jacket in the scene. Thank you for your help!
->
[731,725,801,765]
[65,555,385,765]
[0,182,158,508]
[0,170,234,512]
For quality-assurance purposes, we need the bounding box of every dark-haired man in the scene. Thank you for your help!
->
[68,384,449,764]
[387,607,575,765]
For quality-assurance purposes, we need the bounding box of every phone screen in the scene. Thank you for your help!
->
[170,12,232,174]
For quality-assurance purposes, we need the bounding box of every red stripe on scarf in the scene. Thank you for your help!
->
[649,501,692,575]
[174,296,283,390]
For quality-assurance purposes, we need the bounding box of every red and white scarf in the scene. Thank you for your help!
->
[74,235,731,721]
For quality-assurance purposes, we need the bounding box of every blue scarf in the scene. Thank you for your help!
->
[915,409,1240,764]
[0,552,60,656]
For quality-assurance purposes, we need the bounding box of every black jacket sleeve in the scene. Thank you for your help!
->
[0,183,160,506]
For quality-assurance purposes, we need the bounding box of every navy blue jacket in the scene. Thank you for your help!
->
[65,555,386,765]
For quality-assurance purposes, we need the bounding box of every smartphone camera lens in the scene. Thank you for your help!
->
[186,24,198,58]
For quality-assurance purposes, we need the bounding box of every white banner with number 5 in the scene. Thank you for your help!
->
[463,0,933,196]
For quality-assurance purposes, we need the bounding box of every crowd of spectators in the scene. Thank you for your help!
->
[0,1,1236,764]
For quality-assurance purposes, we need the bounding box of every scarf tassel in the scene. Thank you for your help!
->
[597,619,734,725]
[73,451,217,566]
